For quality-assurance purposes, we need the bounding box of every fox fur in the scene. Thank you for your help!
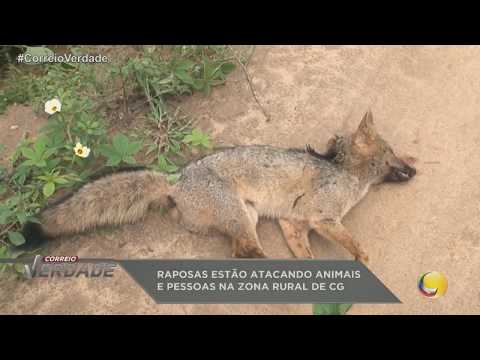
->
[16,111,416,261]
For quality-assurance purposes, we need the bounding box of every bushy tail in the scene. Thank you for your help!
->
[16,170,173,251]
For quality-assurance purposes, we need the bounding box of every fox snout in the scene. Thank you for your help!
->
[384,160,416,182]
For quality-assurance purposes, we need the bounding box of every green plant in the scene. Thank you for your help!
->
[313,303,353,315]
[0,45,235,277]
[36,170,77,198]
[0,66,45,114]
[0,81,110,265]
[0,45,24,67]
[155,154,179,174]
[98,133,143,166]
[0,49,105,115]
[0,245,26,276]
[179,58,235,95]
[110,47,233,154]
[19,136,56,168]
[183,128,213,149]
[143,107,192,161]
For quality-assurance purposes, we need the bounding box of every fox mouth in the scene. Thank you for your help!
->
[385,165,416,182]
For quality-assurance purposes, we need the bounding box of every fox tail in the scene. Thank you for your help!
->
[15,169,174,251]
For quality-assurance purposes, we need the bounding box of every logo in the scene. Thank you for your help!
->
[418,271,448,299]
[0,255,117,279]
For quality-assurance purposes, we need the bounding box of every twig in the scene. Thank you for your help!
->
[228,46,270,122]
[244,45,256,67]
[66,121,73,144]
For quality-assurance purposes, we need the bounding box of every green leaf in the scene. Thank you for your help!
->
[126,141,142,155]
[97,144,118,158]
[36,175,50,182]
[175,70,194,85]
[35,159,47,167]
[183,128,212,149]
[53,177,70,185]
[11,166,29,185]
[43,148,57,159]
[8,231,26,246]
[112,134,130,154]
[220,62,236,75]
[16,212,28,224]
[20,159,35,167]
[192,79,205,91]
[21,147,36,160]
[0,208,14,225]
[43,182,55,197]
[106,155,122,167]
[202,59,215,79]
[34,137,48,156]
[0,245,8,257]
[313,304,352,315]
[14,263,25,274]
[156,155,179,173]
[174,59,195,71]
[26,216,42,225]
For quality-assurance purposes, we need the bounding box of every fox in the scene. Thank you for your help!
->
[16,110,416,262]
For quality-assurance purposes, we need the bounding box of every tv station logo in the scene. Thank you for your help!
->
[418,271,448,299]
[15,255,117,279]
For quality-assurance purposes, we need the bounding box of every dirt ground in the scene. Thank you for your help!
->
[1,45,479,315]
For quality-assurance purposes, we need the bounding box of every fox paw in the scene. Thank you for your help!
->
[233,245,267,258]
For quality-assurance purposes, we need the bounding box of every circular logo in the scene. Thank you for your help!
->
[418,271,448,299]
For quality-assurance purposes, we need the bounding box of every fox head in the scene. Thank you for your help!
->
[326,110,416,184]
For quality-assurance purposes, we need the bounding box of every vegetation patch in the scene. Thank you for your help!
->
[0,45,241,277]
[313,303,352,315]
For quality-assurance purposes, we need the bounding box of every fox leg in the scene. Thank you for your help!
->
[174,168,265,258]
[310,220,369,263]
[200,193,264,258]
[230,230,266,258]
[229,202,266,258]
[278,219,313,258]
[232,233,266,258]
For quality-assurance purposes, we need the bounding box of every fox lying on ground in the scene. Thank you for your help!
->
[17,111,416,262]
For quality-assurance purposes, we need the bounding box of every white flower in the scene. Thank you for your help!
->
[44,98,62,115]
[73,142,91,158]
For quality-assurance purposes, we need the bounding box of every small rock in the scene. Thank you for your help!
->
[10,125,19,130]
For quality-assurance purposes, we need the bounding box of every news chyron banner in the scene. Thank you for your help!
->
[117,260,400,304]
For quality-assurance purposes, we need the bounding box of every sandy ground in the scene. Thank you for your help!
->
[0,45,479,314]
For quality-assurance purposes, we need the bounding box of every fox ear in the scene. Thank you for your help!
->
[353,110,377,146]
